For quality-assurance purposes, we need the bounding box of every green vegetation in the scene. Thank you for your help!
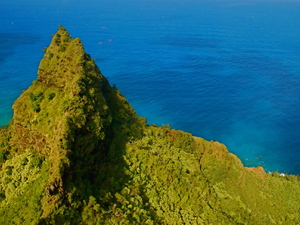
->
[0,26,299,224]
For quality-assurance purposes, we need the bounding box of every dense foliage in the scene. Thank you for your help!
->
[0,26,299,224]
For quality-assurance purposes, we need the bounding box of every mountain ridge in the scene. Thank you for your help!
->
[0,26,299,224]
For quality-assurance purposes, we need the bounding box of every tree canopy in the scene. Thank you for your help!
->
[0,26,299,224]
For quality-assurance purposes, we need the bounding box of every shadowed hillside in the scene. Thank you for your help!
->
[0,26,299,224]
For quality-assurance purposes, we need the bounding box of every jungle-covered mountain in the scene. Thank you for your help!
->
[0,26,300,224]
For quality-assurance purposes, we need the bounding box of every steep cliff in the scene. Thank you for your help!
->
[0,26,299,224]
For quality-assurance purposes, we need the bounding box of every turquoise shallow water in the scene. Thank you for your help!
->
[1,0,300,174]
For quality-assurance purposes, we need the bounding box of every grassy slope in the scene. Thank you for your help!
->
[0,26,299,224]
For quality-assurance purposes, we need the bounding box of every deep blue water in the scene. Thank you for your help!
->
[1,0,300,174]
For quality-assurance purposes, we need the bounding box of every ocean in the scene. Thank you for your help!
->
[1,0,300,174]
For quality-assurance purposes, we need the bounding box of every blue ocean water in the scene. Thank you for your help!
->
[1,0,300,174]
